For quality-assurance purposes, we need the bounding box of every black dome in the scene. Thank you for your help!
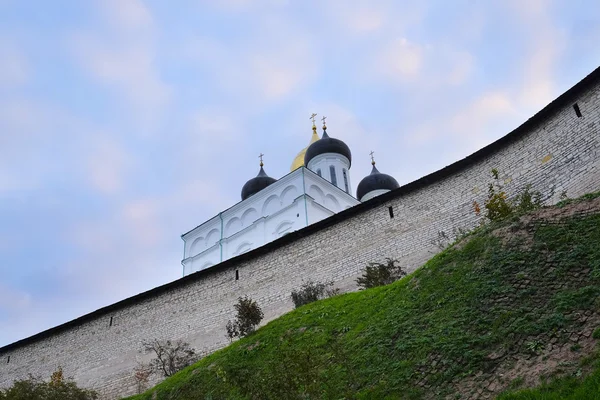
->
[241,166,277,200]
[356,164,399,200]
[304,128,352,167]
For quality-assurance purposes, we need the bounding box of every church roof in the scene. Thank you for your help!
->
[304,125,352,167]
[241,165,277,200]
[356,163,400,200]
[291,125,320,171]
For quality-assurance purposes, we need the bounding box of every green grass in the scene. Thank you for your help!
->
[498,362,600,399]
[125,200,600,400]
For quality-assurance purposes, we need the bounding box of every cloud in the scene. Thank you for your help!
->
[198,0,289,12]
[71,36,171,119]
[85,134,131,195]
[331,1,386,33]
[508,0,564,108]
[376,38,423,82]
[70,0,171,128]
[100,0,153,30]
[0,284,31,315]
[0,40,29,87]
[180,14,318,107]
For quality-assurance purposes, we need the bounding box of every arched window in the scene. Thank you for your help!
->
[343,169,349,193]
[316,169,322,177]
[329,165,337,186]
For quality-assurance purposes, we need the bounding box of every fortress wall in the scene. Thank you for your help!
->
[1,71,599,399]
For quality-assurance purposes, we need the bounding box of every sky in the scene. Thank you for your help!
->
[0,0,599,347]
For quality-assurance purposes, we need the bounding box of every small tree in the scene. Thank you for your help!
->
[141,339,197,377]
[290,280,339,308]
[133,363,152,394]
[0,367,98,400]
[356,258,406,289]
[226,296,264,341]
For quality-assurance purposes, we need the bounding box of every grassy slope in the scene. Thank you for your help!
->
[125,196,600,400]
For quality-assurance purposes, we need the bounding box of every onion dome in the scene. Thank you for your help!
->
[304,124,352,167]
[241,159,277,201]
[290,123,320,171]
[356,161,399,201]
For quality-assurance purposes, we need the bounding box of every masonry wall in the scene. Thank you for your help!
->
[1,73,599,399]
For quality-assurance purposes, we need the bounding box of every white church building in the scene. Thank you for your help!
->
[181,117,400,276]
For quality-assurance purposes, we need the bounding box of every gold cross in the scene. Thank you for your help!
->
[309,113,317,125]
[259,153,264,166]
[370,150,376,165]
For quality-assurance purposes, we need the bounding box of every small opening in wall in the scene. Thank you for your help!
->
[235,269,239,281]
[573,103,582,118]
[109,316,113,327]
[388,206,394,219]
[6,355,10,364]
[296,213,299,217]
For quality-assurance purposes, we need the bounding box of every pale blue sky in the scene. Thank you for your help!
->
[1,0,599,347]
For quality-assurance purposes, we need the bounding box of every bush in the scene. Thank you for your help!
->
[226,296,264,341]
[132,363,152,394]
[141,339,197,377]
[473,169,546,222]
[0,367,98,400]
[356,258,406,289]
[290,280,339,308]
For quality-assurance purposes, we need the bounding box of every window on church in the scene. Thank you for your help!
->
[317,169,322,177]
[330,166,337,186]
[343,169,349,193]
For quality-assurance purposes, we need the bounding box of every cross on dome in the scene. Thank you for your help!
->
[370,150,376,165]
[259,153,264,167]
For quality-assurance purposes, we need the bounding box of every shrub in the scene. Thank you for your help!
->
[133,363,152,394]
[593,327,600,340]
[141,339,197,377]
[290,280,339,308]
[0,367,98,400]
[473,169,546,222]
[356,258,406,289]
[226,296,264,341]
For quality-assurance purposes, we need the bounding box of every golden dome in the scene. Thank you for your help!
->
[291,126,320,171]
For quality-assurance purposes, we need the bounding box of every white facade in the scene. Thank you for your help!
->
[181,167,359,276]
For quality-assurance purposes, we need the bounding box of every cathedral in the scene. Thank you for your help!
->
[180,115,400,276]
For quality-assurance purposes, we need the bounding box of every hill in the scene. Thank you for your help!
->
[124,193,600,399]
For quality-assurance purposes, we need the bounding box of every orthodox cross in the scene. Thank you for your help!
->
[321,115,327,126]
[259,153,264,167]
[310,113,317,125]
[370,150,376,165]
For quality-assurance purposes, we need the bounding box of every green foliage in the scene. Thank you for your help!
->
[474,170,545,222]
[593,327,600,340]
[0,367,97,400]
[141,339,197,378]
[124,195,600,400]
[556,190,600,208]
[226,296,264,340]
[356,258,407,289]
[525,340,545,355]
[290,280,339,308]
[498,363,600,399]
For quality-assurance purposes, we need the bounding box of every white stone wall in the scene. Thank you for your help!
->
[1,74,599,400]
